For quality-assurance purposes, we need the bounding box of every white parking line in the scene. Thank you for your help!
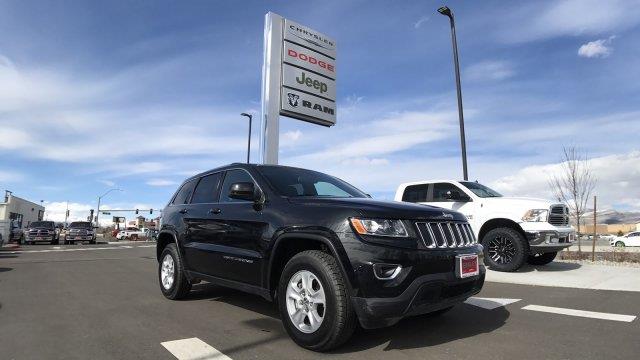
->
[522,305,636,322]
[161,338,232,360]
[465,297,521,310]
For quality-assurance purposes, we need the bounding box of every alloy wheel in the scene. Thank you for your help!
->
[488,236,517,264]
[286,270,326,334]
[160,254,175,290]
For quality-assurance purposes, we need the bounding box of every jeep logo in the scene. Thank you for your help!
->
[296,72,328,94]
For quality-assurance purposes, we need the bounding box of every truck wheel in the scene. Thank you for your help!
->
[159,243,191,300]
[278,250,356,352]
[527,251,557,265]
[481,227,528,272]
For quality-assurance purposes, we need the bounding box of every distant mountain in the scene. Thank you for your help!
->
[582,209,640,224]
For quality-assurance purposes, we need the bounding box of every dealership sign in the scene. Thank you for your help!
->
[260,12,337,164]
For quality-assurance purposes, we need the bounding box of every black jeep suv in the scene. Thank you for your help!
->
[157,163,485,351]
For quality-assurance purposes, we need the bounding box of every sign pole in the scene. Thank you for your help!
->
[260,12,284,165]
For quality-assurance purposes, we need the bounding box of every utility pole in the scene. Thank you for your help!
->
[241,113,253,163]
[64,201,69,225]
[438,5,469,181]
[96,188,122,229]
[592,196,597,262]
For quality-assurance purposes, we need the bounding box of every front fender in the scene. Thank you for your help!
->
[265,227,357,296]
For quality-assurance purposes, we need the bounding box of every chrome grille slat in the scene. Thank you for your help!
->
[416,221,475,249]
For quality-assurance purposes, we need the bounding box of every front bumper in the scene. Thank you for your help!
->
[27,235,55,241]
[352,270,485,329]
[66,235,94,241]
[521,223,575,254]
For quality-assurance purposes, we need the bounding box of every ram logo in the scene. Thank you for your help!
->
[287,93,300,107]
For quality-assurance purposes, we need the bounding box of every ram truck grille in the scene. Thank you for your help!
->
[549,205,570,226]
[416,222,476,248]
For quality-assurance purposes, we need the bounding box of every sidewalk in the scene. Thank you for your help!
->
[486,262,640,292]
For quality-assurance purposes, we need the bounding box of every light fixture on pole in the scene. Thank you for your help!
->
[241,113,253,164]
[96,188,122,229]
[438,5,469,181]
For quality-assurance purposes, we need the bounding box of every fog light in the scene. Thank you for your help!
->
[373,263,402,280]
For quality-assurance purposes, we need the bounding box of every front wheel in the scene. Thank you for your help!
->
[527,251,557,265]
[278,250,356,352]
[615,241,625,248]
[481,227,528,272]
[159,243,191,300]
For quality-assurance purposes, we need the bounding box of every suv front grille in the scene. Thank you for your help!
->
[549,205,569,226]
[416,222,476,248]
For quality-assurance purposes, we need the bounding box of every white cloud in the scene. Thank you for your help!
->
[414,16,429,29]
[578,37,614,58]
[490,151,640,211]
[98,179,116,187]
[0,169,23,182]
[498,0,640,43]
[146,178,178,187]
[465,61,515,81]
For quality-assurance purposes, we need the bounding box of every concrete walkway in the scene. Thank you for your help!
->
[486,262,640,292]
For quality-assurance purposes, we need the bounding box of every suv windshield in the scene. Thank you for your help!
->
[460,181,502,198]
[258,166,368,198]
[30,221,54,229]
[69,222,92,229]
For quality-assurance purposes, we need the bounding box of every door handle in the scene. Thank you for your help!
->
[179,208,188,214]
[208,208,222,215]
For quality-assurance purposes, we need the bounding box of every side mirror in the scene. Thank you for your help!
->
[229,182,258,201]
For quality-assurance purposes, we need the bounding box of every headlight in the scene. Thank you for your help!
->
[350,218,408,237]
[522,209,549,222]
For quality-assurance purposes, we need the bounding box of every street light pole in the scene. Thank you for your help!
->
[438,5,469,181]
[96,188,122,229]
[241,113,253,164]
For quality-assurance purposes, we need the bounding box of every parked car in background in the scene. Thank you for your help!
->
[157,164,484,351]
[611,232,640,247]
[65,222,96,244]
[116,228,145,240]
[25,221,59,245]
[395,180,575,272]
[145,228,158,240]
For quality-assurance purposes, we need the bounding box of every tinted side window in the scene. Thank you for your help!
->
[402,184,428,202]
[172,180,197,205]
[191,173,222,204]
[220,169,255,203]
[432,183,465,202]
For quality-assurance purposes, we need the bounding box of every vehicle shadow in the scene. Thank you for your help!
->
[0,268,13,273]
[514,262,582,273]
[187,283,509,353]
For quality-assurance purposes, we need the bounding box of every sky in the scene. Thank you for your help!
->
[0,0,639,224]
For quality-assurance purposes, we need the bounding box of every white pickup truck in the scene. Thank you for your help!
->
[395,180,575,271]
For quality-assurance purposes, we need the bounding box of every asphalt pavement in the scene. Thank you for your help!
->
[1,243,638,360]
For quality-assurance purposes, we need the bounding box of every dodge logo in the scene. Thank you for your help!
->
[287,93,300,107]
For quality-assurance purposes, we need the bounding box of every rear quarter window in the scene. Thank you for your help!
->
[172,179,197,205]
[402,184,428,202]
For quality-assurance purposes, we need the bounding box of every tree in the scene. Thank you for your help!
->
[548,146,597,252]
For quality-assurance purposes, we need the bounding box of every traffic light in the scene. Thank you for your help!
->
[150,209,153,215]
[66,210,70,217]
[88,209,94,222]
[135,209,139,214]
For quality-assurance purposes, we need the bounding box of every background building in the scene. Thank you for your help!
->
[0,191,45,242]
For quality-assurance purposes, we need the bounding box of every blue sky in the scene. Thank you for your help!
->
[1,0,639,223]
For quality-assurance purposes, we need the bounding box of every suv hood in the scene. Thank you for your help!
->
[287,197,467,221]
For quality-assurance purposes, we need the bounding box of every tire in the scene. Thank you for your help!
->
[527,251,557,265]
[481,227,528,272]
[159,243,191,300]
[615,241,625,248]
[278,250,356,352]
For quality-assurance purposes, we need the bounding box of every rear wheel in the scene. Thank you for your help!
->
[278,250,356,352]
[482,227,528,272]
[527,251,557,265]
[159,243,191,300]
